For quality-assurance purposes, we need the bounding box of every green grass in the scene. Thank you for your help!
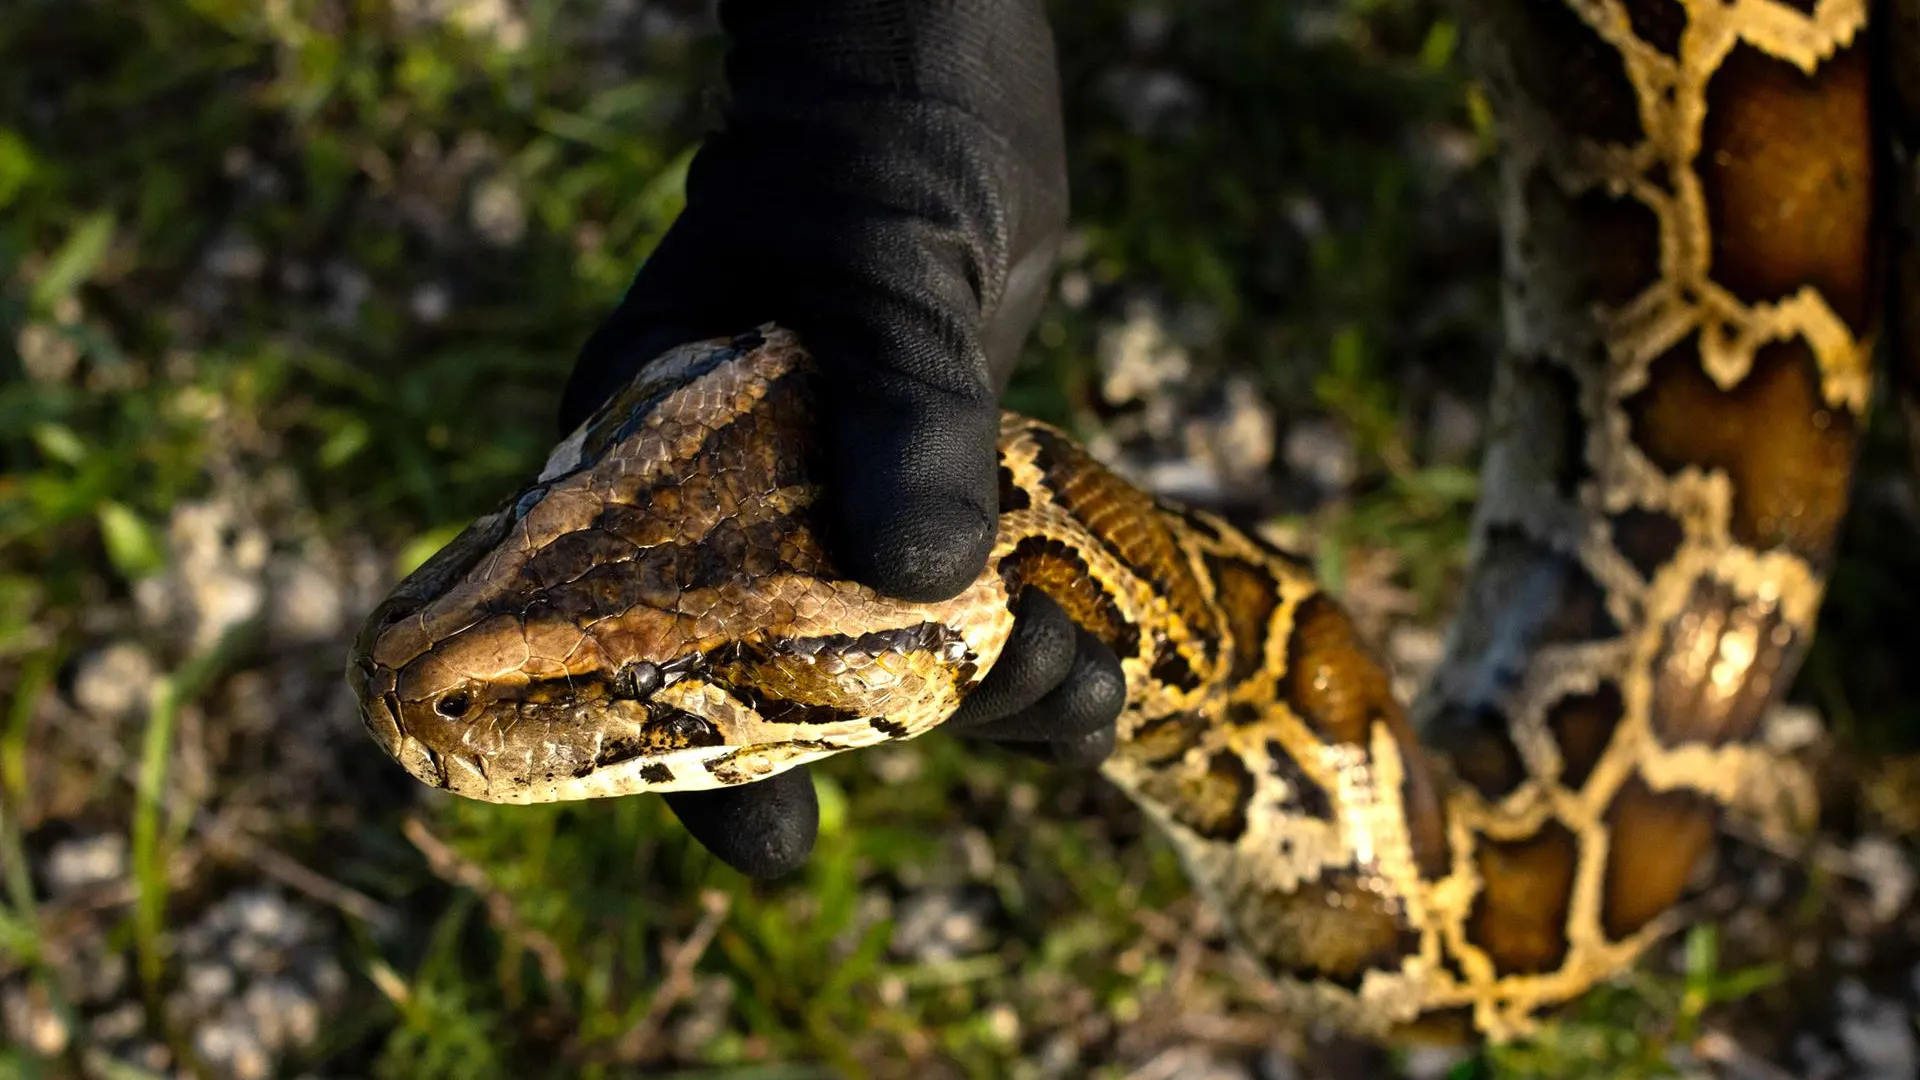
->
[2,0,1910,1077]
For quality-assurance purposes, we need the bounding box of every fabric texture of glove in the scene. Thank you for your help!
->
[562,0,1124,880]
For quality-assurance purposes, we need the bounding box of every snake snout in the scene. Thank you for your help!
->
[364,694,405,760]
[347,656,404,760]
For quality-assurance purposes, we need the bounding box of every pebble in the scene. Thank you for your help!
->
[133,497,269,652]
[186,961,237,1005]
[470,175,528,247]
[1184,376,1277,489]
[1100,303,1191,409]
[69,643,158,722]
[410,281,451,324]
[1762,704,1825,753]
[204,230,266,280]
[89,1002,144,1042]
[1131,1045,1253,1080]
[1,981,68,1055]
[889,887,998,963]
[1098,67,1203,138]
[867,745,923,785]
[1386,625,1444,703]
[1282,419,1358,494]
[16,318,81,383]
[1835,976,1918,1079]
[1398,1046,1469,1079]
[1282,195,1326,239]
[164,889,349,1080]
[267,549,350,644]
[322,261,371,329]
[1845,836,1916,925]
[42,832,129,895]
[985,1003,1020,1046]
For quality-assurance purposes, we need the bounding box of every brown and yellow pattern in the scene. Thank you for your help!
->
[348,0,1885,1042]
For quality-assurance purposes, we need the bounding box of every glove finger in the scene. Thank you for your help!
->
[956,622,1126,744]
[948,590,1078,731]
[662,765,818,879]
[563,196,1004,607]
[823,363,1000,603]
[1002,724,1117,768]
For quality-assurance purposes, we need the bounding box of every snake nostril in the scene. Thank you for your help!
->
[436,692,472,718]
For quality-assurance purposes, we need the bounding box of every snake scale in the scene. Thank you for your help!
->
[348,0,1889,1042]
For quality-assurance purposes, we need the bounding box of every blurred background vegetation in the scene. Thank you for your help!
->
[4,1,1919,1077]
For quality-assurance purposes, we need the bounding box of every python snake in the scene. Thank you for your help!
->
[348,0,1888,1042]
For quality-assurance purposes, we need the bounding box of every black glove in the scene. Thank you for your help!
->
[562,0,1126,879]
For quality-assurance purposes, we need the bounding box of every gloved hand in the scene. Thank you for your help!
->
[561,0,1126,879]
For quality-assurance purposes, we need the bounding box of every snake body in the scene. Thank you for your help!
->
[348,0,1880,1042]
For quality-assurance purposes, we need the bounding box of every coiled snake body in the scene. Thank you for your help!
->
[349,0,1888,1041]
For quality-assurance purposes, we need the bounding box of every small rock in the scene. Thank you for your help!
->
[1183,377,1276,491]
[196,1018,272,1080]
[1399,1045,1470,1080]
[867,746,922,785]
[70,643,157,722]
[268,550,349,644]
[1283,419,1358,494]
[470,175,527,247]
[1100,302,1191,408]
[1097,67,1203,138]
[1,981,68,1055]
[1131,1045,1253,1080]
[166,888,349,1080]
[17,320,81,383]
[1794,1032,1844,1080]
[234,889,296,940]
[1762,704,1824,753]
[985,1003,1020,1045]
[1282,195,1326,239]
[134,496,269,651]
[322,261,371,329]
[410,282,451,323]
[1386,625,1444,703]
[1059,270,1093,308]
[1846,836,1915,925]
[42,832,129,895]
[889,887,998,963]
[1037,1030,1082,1078]
[1835,976,1918,1079]
[89,1002,145,1042]
[204,231,266,280]
[186,962,237,1005]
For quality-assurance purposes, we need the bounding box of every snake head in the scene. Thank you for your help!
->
[347,328,1013,803]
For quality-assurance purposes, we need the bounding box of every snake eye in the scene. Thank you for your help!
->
[435,692,472,718]
[611,661,662,700]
